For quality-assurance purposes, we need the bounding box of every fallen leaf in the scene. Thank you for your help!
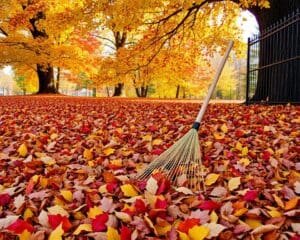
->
[49,223,64,240]
[60,190,73,202]
[0,216,19,229]
[205,173,220,186]
[285,197,299,210]
[228,177,241,191]
[251,224,279,235]
[73,224,92,235]
[18,144,28,157]
[107,226,121,240]
[121,184,139,197]
[188,225,210,240]
[204,223,226,239]
[146,177,158,195]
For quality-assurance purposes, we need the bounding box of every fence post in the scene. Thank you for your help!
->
[246,37,251,105]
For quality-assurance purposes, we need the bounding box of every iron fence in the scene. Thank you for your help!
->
[246,9,300,104]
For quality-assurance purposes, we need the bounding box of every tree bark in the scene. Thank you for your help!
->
[37,64,58,94]
[113,83,124,96]
[55,67,60,92]
[92,88,97,97]
[175,85,180,98]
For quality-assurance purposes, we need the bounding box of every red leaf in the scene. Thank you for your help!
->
[134,199,147,214]
[25,178,35,195]
[48,214,72,232]
[262,151,271,160]
[106,183,118,193]
[243,190,259,201]
[155,198,168,209]
[7,219,34,234]
[177,218,200,234]
[152,148,164,155]
[0,193,11,206]
[91,213,109,232]
[291,236,300,240]
[198,200,221,211]
[121,225,132,240]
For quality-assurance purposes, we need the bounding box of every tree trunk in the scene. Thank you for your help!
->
[113,83,123,96]
[55,67,60,92]
[37,64,58,94]
[250,0,300,102]
[176,85,180,98]
[135,88,141,97]
[92,88,97,97]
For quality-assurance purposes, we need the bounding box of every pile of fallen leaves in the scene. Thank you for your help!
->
[0,96,299,240]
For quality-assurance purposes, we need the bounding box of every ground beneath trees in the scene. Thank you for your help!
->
[0,96,299,240]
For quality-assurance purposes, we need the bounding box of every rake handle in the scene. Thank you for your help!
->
[192,40,234,130]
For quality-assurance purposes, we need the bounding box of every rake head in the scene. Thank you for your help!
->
[137,129,206,192]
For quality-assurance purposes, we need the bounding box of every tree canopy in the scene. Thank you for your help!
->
[0,0,270,95]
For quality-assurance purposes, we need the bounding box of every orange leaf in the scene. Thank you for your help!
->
[284,197,298,210]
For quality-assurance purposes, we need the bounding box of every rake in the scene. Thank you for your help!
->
[137,41,234,192]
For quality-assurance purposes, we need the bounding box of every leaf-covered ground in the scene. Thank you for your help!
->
[0,96,299,240]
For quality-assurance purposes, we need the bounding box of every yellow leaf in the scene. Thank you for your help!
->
[188,225,210,240]
[73,224,92,235]
[234,208,248,217]
[205,173,220,186]
[103,148,115,156]
[74,211,85,220]
[60,190,73,202]
[155,223,171,236]
[213,132,224,140]
[241,147,248,156]
[87,206,103,219]
[121,184,139,197]
[152,138,163,145]
[115,212,132,223]
[98,184,108,194]
[245,218,262,229]
[268,209,282,218]
[110,159,122,167]
[285,197,299,210]
[18,144,28,157]
[19,229,31,240]
[88,161,95,167]
[50,133,58,140]
[47,205,69,217]
[115,128,123,134]
[107,227,120,240]
[239,158,250,166]
[228,177,241,191]
[178,231,190,240]
[39,176,48,188]
[54,196,65,206]
[210,211,218,223]
[83,149,93,160]
[142,135,152,141]
[220,124,228,133]
[236,142,243,151]
[49,224,64,240]
[24,208,33,221]
[272,194,285,208]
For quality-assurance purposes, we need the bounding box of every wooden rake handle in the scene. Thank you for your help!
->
[192,40,234,130]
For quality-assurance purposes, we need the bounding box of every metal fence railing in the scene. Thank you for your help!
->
[246,9,300,104]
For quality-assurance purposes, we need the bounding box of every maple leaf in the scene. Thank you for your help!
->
[120,225,132,240]
[48,214,72,232]
[91,213,109,232]
[7,219,34,234]
[177,219,200,234]
[243,190,259,201]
